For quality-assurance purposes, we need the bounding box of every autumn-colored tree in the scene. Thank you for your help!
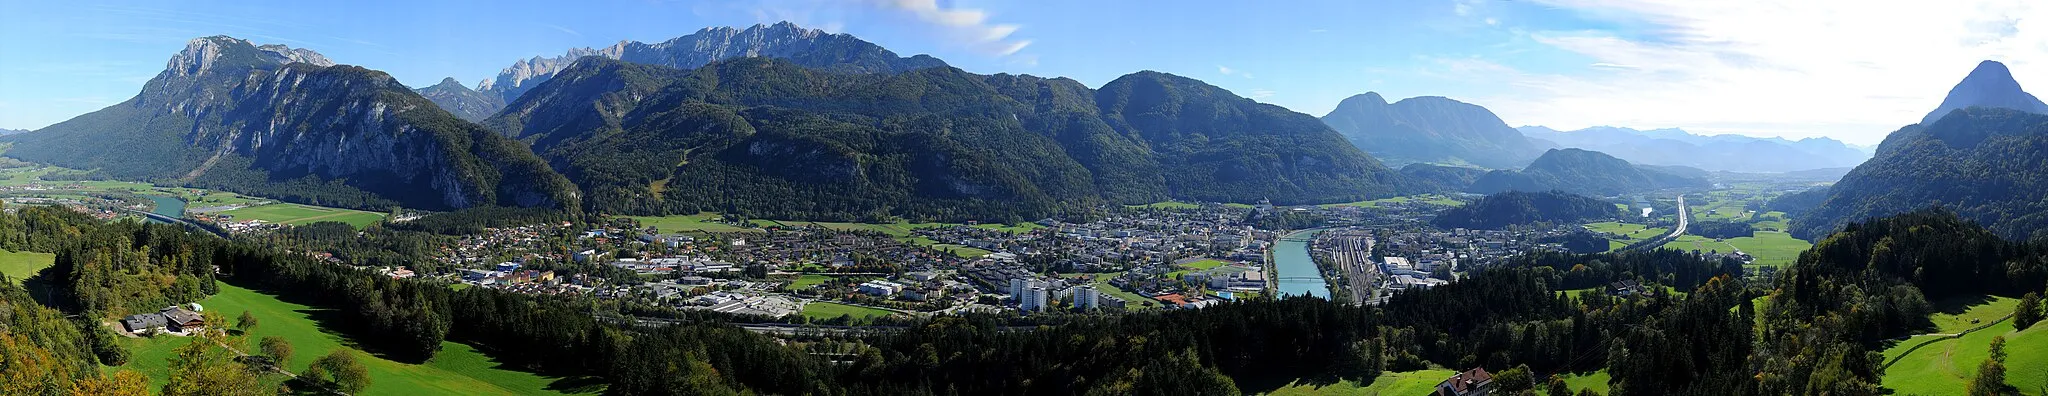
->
[0,333,74,395]
[69,370,152,396]
[161,331,271,396]
[259,336,293,370]
[235,310,258,333]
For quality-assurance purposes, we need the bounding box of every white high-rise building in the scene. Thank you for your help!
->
[1021,286,1050,312]
[1074,285,1101,310]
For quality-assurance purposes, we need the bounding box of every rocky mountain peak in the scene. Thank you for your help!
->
[430,77,467,89]
[474,21,944,107]
[165,36,333,78]
[1921,60,2048,124]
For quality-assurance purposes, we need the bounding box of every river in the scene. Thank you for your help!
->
[144,195,185,224]
[1272,229,1330,299]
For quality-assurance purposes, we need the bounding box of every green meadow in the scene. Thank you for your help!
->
[800,301,898,321]
[114,282,598,395]
[0,250,54,283]
[219,203,385,229]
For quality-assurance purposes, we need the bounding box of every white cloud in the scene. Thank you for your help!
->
[872,0,1031,56]
[1249,89,1278,99]
[1464,0,2048,144]
[1218,65,1253,79]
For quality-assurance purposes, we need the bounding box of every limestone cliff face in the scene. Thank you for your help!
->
[475,22,945,108]
[3,36,577,211]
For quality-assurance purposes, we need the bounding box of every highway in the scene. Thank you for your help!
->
[1618,195,1689,253]
[1666,195,1688,239]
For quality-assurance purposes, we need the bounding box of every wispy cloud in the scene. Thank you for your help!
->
[1218,65,1253,79]
[1448,0,2048,143]
[871,0,1031,56]
[1249,89,1277,99]
[542,24,582,37]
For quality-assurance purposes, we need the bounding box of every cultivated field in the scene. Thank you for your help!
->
[220,203,385,229]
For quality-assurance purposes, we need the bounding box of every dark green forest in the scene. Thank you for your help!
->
[1796,107,2048,241]
[1468,148,1711,197]
[1429,190,1622,229]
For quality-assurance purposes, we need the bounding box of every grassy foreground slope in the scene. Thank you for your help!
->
[117,282,596,395]
[0,250,54,282]
[1879,295,2045,395]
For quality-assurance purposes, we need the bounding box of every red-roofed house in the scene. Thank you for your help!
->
[1436,367,1493,396]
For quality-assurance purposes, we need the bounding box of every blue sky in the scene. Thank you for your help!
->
[4,0,2046,145]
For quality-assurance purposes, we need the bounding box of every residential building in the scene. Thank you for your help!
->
[1020,285,1050,312]
[1074,285,1101,310]
[1435,367,1494,396]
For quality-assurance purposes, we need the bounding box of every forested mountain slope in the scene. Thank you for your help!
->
[1,36,578,211]
[485,57,1411,221]
[1467,148,1710,196]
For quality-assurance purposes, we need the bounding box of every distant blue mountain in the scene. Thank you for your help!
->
[1517,125,1869,173]
[1321,92,1545,169]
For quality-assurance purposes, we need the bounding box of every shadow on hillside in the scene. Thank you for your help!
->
[222,281,428,364]
[18,264,70,310]
[1918,294,1998,333]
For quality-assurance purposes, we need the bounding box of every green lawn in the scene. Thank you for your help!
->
[784,274,834,291]
[1268,369,1454,395]
[800,301,897,321]
[1926,295,2020,334]
[1584,221,1647,235]
[803,221,953,237]
[628,213,762,233]
[973,222,1046,234]
[1560,371,1610,394]
[0,250,54,282]
[1323,194,1465,208]
[1180,259,1230,270]
[1721,231,1811,268]
[116,282,596,395]
[1586,222,1669,251]
[219,203,385,229]
[932,244,993,258]
[1088,273,1156,309]
[1126,201,1202,210]
[1881,318,2047,395]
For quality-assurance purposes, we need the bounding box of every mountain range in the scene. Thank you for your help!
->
[483,55,1411,221]
[0,24,1415,221]
[1466,148,1711,196]
[1517,125,1870,173]
[0,36,578,211]
[1320,92,1545,169]
[472,22,946,113]
[1796,60,2048,240]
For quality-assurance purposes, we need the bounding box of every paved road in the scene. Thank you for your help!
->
[1667,195,1689,239]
